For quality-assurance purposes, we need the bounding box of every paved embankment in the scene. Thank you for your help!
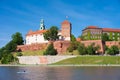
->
[18,56,76,65]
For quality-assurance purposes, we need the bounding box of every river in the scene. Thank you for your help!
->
[0,66,120,80]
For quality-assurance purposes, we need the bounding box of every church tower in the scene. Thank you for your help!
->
[39,19,45,30]
[61,20,71,41]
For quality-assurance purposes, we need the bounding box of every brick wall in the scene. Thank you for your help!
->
[17,41,70,54]
[105,41,120,48]
[81,40,105,54]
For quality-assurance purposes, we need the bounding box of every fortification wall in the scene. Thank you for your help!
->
[17,41,70,54]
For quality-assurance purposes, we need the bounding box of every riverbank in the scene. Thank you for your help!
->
[53,55,120,65]
[0,64,120,67]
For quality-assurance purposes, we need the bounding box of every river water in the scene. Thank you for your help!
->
[0,66,120,80]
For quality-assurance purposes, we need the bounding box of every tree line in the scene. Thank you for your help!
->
[0,32,24,64]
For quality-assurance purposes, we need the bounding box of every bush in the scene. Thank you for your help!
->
[67,41,79,52]
[106,45,119,55]
[44,43,57,55]
[1,53,15,64]
[16,52,23,56]
[77,43,87,55]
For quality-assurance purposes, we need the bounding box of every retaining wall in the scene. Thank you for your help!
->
[18,56,76,65]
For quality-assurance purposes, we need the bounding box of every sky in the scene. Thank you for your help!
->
[0,0,120,48]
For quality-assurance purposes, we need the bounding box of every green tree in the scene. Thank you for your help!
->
[12,32,24,45]
[114,32,118,41]
[67,41,79,52]
[71,34,76,42]
[43,26,59,41]
[44,43,57,55]
[107,45,119,55]
[5,41,17,52]
[77,43,87,55]
[102,33,110,41]
[87,30,91,40]
[86,43,100,55]
[78,35,84,40]
[0,32,23,64]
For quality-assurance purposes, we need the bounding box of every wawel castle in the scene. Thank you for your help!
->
[17,19,120,54]
[26,19,71,45]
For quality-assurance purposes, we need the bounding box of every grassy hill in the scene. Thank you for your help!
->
[53,56,120,65]
[14,50,45,56]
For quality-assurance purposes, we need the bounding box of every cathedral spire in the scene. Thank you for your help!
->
[39,19,45,30]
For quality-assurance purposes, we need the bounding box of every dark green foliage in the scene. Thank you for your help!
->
[77,43,87,55]
[1,53,16,64]
[0,32,23,64]
[43,26,59,41]
[86,43,100,55]
[44,44,57,55]
[12,32,24,45]
[5,41,17,52]
[114,32,118,41]
[16,52,23,56]
[77,43,100,55]
[102,33,110,41]
[67,41,79,52]
[78,35,84,40]
[106,45,119,55]
[71,34,76,42]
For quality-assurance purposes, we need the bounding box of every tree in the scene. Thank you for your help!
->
[71,34,76,42]
[0,32,23,64]
[77,43,87,55]
[78,35,84,40]
[86,43,100,55]
[106,45,119,55]
[67,41,79,52]
[12,32,24,45]
[43,26,59,41]
[1,53,16,64]
[5,41,17,52]
[44,43,57,55]
[102,33,110,41]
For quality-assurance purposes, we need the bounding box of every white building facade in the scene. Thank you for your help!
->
[25,19,71,45]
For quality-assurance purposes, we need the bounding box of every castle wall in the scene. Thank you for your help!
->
[80,40,105,54]
[105,41,120,48]
[17,41,71,54]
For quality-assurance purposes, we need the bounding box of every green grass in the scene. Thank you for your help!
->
[14,50,45,56]
[64,50,79,55]
[53,56,120,65]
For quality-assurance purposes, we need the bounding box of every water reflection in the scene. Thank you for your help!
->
[0,66,120,80]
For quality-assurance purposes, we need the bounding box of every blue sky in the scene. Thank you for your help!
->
[0,0,120,48]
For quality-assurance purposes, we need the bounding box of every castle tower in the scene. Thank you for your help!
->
[39,19,45,30]
[61,20,71,41]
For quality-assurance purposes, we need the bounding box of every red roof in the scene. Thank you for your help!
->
[87,26,99,29]
[26,30,47,36]
[62,20,70,24]
[102,28,120,32]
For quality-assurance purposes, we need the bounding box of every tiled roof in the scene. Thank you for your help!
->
[102,28,120,32]
[62,20,70,24]
[87,26,99,29]
[26,30,47,36]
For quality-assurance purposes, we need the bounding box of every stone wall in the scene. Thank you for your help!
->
[17,41,70,54]
[81,40,105,54]
[54,41,70,54]
[17,43,48,51]
[18,56,76,64]
[105,41,120,48]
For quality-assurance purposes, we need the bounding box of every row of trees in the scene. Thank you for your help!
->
[105,45,119,55]
[0,32,24,64]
